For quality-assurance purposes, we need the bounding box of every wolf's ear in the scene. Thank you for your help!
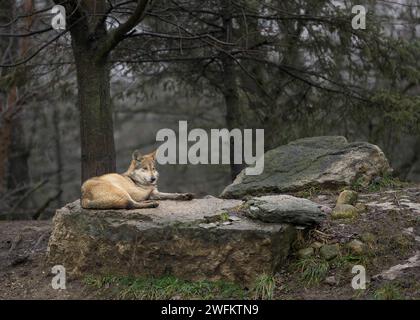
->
[132,150,142,161]
[150,149,157,160]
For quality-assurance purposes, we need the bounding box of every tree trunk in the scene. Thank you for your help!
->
[0,0,30,194]
[221,2,246,181]
[52,107,63,206]
[221,60,246,181]
[0,109,12,193]
[7,110,29,191]
[73,48,116,182]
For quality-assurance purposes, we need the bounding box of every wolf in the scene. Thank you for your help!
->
[81,150,194,209]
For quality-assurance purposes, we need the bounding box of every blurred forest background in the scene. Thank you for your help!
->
[1,0,420,219]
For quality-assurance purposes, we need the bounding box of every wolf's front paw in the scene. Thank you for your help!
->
[180,193,194,201]
[145,200,159,208]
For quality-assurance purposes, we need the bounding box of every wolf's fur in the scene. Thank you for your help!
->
[81,150,193,209]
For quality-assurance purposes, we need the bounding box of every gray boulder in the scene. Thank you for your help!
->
[47,198,296,286]
[221,136,391,199]
[243,195,326,226]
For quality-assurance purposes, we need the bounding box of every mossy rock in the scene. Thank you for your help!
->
[336,190,358,205]
[297,247,315,259]
[331,204,359,220]
[320,244,340,260]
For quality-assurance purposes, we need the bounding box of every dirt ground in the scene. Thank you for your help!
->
[0,220,97,299]
[0,187,419,300]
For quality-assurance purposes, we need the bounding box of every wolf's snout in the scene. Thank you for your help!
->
[150,177,156,182]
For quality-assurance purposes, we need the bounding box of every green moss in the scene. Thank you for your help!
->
[331,204,359,220]
[219,211,230,222]
[295,186,322,199]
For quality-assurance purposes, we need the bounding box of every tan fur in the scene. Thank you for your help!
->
[81,150,193,210]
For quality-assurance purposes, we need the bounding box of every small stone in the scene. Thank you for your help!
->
[331,204,358,220]
[319,205,332,214]
[320,244,340,260]
[403,227,414,236]
[324,276,338,286]
[297,247,314,259]
[228,215,241,222]
[336,190,358,206]
[198,222,218,229]
[347,239,365,255]
[311,241,323,249]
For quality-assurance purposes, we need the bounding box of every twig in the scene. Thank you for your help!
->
[10,179,49,215]
[32,190,62,220]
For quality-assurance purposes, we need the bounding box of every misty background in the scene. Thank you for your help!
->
[1,0,420,219]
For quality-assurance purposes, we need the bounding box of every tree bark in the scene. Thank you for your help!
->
[7,110,29,191]
[0,0,30,194]
[221,59,246,181]
[221,1,246,181]
[73,47,116,182]
[56,0,150,183]
[52,107,63,206]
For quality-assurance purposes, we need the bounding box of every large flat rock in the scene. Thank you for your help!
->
[221,136,391,199]
[47,198,297,286]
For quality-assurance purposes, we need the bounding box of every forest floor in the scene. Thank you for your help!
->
[0,185,419,300]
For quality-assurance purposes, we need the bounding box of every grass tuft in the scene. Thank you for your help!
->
[351,173,407,193]
[373,283,404,300]
[251,274,276,299]
[295,186,322,199]
[83,275,246,300]
[219,211,230,222]
[292,257,329,286]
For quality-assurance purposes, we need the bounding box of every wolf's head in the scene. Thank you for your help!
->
[127,150,159,186]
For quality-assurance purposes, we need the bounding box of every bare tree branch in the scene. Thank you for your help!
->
[99,0,151,57]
